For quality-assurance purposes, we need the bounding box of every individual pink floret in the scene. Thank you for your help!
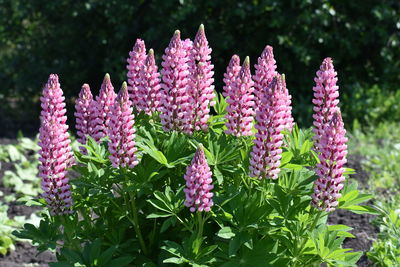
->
[90,74,117,142]
[311,111,348,212]
[312,57,340,151]
[183,145,214,212]
[127,39,147,108]
[249,75,287,179]
[38,74,74,215]
[224,56,255,137]
[108,82,138,168]
[74,84,94,153]
[137,49,161,115]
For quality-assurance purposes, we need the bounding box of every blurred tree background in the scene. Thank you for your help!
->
[0,0,399,137]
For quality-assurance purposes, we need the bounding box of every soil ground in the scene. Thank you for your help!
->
[0,140,377,266]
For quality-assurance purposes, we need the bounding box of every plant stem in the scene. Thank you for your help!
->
[121,168,148,256]
[297,209,322,257]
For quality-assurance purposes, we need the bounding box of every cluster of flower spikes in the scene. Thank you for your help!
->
[311,111,348,212]
[311,58,347,212]
[89,74,117,142]
[137,49,162,115]
[127,39,147,108]
[108,82,139,168]
[249,75,287,179]
[223,56,255,137]
[183,145,214,212]
[186,24,216,133]
[159,30,192,132]
[312,57,340,151]
[74,84,94,153]
[38,74,74,215]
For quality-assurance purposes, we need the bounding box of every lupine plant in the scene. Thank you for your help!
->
[14,26,377,267]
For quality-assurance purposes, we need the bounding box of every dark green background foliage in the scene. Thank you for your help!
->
[0,0,399,135]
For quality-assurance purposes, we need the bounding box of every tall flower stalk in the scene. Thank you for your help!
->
[312,57,340,151]
[249,75,287,179]
[74,84,94,153]
[253,45,278,111]
[159,30,192,132]
[186,24,216,132]
[137,49,161,115]
[127,39,147,108]
[90,74,117,142]
[311,111,348,212]
[184,145,214,212]
[38,74,74,215]
[224,56,255,137]
[108,82,138,168]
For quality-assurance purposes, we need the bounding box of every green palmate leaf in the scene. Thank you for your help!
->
[146,212,172,219]
[217,227,236,239]
[341,205,380,215]
[163,257,185,264]
[108,256,135,266]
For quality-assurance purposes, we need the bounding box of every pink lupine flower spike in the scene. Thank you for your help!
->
[159,30,192,132]
[224,56,255,137]
[108,82,139,168]
[312,57,340,151]
[127,39,147,108]
[137,49,161,115]
[39,74,74,215]
[184,145,214,212]
[90,73,117,142]
[312,111,348,212]
[249,75,287,179]
[74,84,94,153]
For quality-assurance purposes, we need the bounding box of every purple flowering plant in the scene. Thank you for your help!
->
[14,25,378,267]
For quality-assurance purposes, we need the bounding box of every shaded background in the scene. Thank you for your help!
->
[0,0,399,137]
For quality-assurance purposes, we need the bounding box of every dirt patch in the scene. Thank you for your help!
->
[327,154,377,266]
[0,138,56,266]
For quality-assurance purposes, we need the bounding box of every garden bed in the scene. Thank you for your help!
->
[0,138,377,266]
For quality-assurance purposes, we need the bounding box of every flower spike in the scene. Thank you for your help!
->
[183,145,214,212]
[39,74,74,215]
[108,82,139,168]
